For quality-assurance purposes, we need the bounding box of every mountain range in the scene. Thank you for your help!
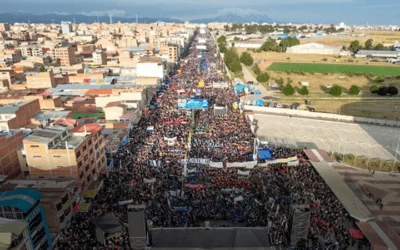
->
[0,11,273,24]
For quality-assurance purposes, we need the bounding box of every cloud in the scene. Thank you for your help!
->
[77,9,126,17]
[52,11,71,15]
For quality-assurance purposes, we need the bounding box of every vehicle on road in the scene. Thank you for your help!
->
[291,103,300,109]
[247,81,254,85]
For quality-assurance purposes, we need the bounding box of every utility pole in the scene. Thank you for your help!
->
[109,13,113,24]
[136,14,138,24]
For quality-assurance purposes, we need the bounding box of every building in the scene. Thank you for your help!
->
[0,219,30,250]
[26,70,56,89]
[159,43,179,62]
[92,50,107,65]
[54,46,76,66]
[0,100,41,131]
[136,56,164,79]
[19,45,44,57]
[286,43,342,55]
[355,50,400,58]
[0,179,79,234]
[0,23,10,32]
[61,21,73,35]
[0,130,24,179]
[103,101,140,125]
[22,124,106,192]
[0,188,52,249]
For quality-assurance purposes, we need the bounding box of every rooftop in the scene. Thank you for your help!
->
[0,101,31,114]
[24,126,69,144]
[138,55,162,64]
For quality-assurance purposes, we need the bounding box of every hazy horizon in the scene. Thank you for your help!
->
[1,0,400,25]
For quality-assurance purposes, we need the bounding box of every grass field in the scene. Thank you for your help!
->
[267,62,400,76]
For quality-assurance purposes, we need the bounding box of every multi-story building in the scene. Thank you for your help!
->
[26,70,56,89]
[22,124,106,192]
[61,21,73,35]
[54,46,76,66]
[136,56,164,79]
[0,218,30,250]
[0,100,41,131]
[19,45,44,57]
[160,43,179,63]
[0,23,10,32]
[92,50,107,65]
[0,188,52,249]
[0,179,79,234]
[0,130,24,179]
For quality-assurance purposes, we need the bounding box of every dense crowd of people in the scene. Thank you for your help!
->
[55,31,368,250]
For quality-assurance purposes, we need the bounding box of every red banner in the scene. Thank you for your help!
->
[184,184,205,189]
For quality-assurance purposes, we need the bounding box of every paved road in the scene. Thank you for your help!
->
[241,63,274,99]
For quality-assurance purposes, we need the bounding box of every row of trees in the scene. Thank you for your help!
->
[224,23,344,34]
[370,85,399,96]
[349,39,393,52]
[260,37,300,52]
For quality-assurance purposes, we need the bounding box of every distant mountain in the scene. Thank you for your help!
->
[0,12,182,24]
[191,12,272,24]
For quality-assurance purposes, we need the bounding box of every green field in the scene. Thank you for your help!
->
[267,62,400,76]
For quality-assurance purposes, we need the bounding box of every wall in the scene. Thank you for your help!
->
[136,63,164,78]
[26,71,56,89]
[95,92,145,109]
[0,131,24,178]
[103,106,125,120]
[243,105,400,127]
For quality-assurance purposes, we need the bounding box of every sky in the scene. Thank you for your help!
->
[1,0,400,24]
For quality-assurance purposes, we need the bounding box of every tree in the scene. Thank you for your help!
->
[349,40,361,52]
[298,86,309,95]
[374,43,385,50]
[329,85,342,96]
[252,64,261,75]
[377,86,388,96]
[231,42,235,47]
[240,52,254,66]
[388,86,399,96]
[224,25,230,31]
[217,35,226,44]
[364,39,373,50]
[348,85,361,95]
[260,38,278,52]
[282,84,296,96]
[256,72,270,82]
[276,77,284,87]
[39,66,46,72]
[370,85,379,93]
[279,37,300,52]
[218,43,227,53]
[229,61,242,73]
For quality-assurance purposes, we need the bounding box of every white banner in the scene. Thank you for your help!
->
[209,161,223,169]
[164,137,177,141]
[238,170,250,176]
[234,196,244,203]
[213,82,229,88]
[287,160,300,166]
[118,199,133,206]
[143,178,156,184]
[181,158,210,165]
[187,168,196,174]
[226,161,257,169]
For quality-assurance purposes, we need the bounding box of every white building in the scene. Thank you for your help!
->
[136,56,164,79]
[92,50,107,65]
[286,43,341,55]
[61,21,73,35]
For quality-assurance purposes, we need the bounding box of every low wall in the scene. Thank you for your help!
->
[243,105,400,127]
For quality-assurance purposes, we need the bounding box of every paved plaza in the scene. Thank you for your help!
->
[254,113,400,161]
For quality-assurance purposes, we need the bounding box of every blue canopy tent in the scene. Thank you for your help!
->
[258,148,272,160]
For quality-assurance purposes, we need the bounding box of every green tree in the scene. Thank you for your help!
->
[252,64,261,75]
[298,86,309,95]
[224,25,230,31]
[374,43,385,50]
[256,72,270,82]
[348,85,361,95]
[370,85,379,93]
[260,38,278,52]
[329,85,342,96]
[279,37,300,52]
[240,52,254,66]
[282,84,296,96]
[217,35,226,44]
[231,42,235,47]
[276,77,284,87]
[218,43,227,53]
[229,61,242,73]
[349,40,361,52]
[364,39,373,50]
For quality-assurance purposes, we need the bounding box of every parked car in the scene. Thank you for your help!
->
[276,104,283,108]
[291,103,300,109]
[268,103,274,108]
[247,81,254,85]
[305,99,312,105]
[282,104,290,109]
[272,103,278,108]
[308,107,315,112]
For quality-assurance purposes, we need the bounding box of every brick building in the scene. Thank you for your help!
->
[0,100,41,131]
[0,130,24,179]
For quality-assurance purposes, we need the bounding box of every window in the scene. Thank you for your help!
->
[56,202,62,211]
[53,155,61,158]
[59,214,65,223]
[83,145,87,151]
[79,172,84,179]
[30,145,39,148]
[78,161,82,168]
[33,156,42,158]
[76,151,81,158]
